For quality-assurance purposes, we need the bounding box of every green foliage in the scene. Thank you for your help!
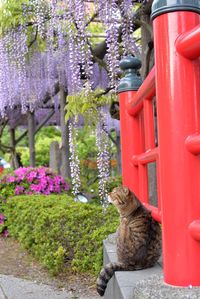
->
[88,22,105,45]
[32,135,60,166]
[105,176,122,193]
[0,127,28,159]
[0,0,28,33]
[76,127,98,191]
[4,194,119,275]
[0,0,50,35]
[0,180,15,199]
[17,127,61,166]
[74,126,120,196]
[65,88,113,124]
[1,126,61,167]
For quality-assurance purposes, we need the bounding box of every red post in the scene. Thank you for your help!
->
[117,57,142,198]
[152,0,200,286]
[0,166,3,175]
[118,60,161,222]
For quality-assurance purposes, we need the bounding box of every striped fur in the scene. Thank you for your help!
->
[96,186,161,296]
[96,262,126,296]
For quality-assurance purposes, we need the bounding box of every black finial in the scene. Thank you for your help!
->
[151,0,200,20]
[117,56,142,93]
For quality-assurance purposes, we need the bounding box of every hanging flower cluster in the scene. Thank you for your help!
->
[96,107,110,206]
[69,119,81,197]
[0,27,29,115]
[120,0,141,57]
[31,0,48,38]
[97,0,120,89]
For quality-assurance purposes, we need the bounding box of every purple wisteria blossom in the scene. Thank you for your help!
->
[0,0,141,117]
[96,107,110,207]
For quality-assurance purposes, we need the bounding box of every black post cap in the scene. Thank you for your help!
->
[117,56,142,93]
[151,0,200,20]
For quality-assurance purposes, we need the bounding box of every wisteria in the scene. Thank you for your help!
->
[32,0,48,38]
[69,119,81,197]
[96,107,110,207]
[120,0,141,57]
[0,0,142,117]
[97,0,120,89]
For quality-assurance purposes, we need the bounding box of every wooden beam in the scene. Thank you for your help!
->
[16,109,55,145]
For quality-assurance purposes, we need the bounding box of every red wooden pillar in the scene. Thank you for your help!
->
[152,0,200,286]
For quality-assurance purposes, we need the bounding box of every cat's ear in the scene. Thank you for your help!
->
[123,186,130,196]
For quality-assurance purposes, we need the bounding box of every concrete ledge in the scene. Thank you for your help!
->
[103,235,162,299]
[103,235,200,299]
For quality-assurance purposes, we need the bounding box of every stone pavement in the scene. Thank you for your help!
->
[0,274,99,299]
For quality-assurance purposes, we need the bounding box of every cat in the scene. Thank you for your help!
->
[96,185,162,296]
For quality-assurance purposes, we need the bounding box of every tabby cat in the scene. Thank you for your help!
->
[96,186,161,296]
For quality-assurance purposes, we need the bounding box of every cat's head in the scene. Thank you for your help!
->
[108,186,140,215]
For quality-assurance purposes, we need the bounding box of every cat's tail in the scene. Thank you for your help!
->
[96,262,127,296]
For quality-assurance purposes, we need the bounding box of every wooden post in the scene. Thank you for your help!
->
[28,111,36,167]
[60,88,71,179]
[10,128,17,169]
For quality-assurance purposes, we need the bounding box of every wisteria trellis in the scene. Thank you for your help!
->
[0,0,145,203]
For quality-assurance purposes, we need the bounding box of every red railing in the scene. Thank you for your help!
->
[118,0,200,288]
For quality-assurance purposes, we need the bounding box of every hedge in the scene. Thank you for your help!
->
[4,194,119,275]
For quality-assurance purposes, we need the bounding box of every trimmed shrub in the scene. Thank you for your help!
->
[4,194,119,275]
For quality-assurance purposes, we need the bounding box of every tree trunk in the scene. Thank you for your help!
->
[59,88,71,179]
[10,128,17,169]
[116,135,122,175]
[141,2,154,79]
[28,111,36,167]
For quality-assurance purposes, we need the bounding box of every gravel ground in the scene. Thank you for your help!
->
[133,274,200,299]
[0,238,99,299]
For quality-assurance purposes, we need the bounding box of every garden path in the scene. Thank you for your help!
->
[0,238,99,299]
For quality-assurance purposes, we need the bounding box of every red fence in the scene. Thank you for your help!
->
[118,0,200,288]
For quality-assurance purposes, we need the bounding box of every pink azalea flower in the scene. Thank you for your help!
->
[15,186,25,195]
[7,176,15,183]
[4,167,70,196]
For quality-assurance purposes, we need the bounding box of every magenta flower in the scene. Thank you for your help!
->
[37,168,46,178]
[28,171,37,179]
[2,167,70,196]
[14,167,28,176]
[0,213,5,225]
[15,186,25,195]
[30,184,42,193]
[53,185,61,193]
[7,176,15,183]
